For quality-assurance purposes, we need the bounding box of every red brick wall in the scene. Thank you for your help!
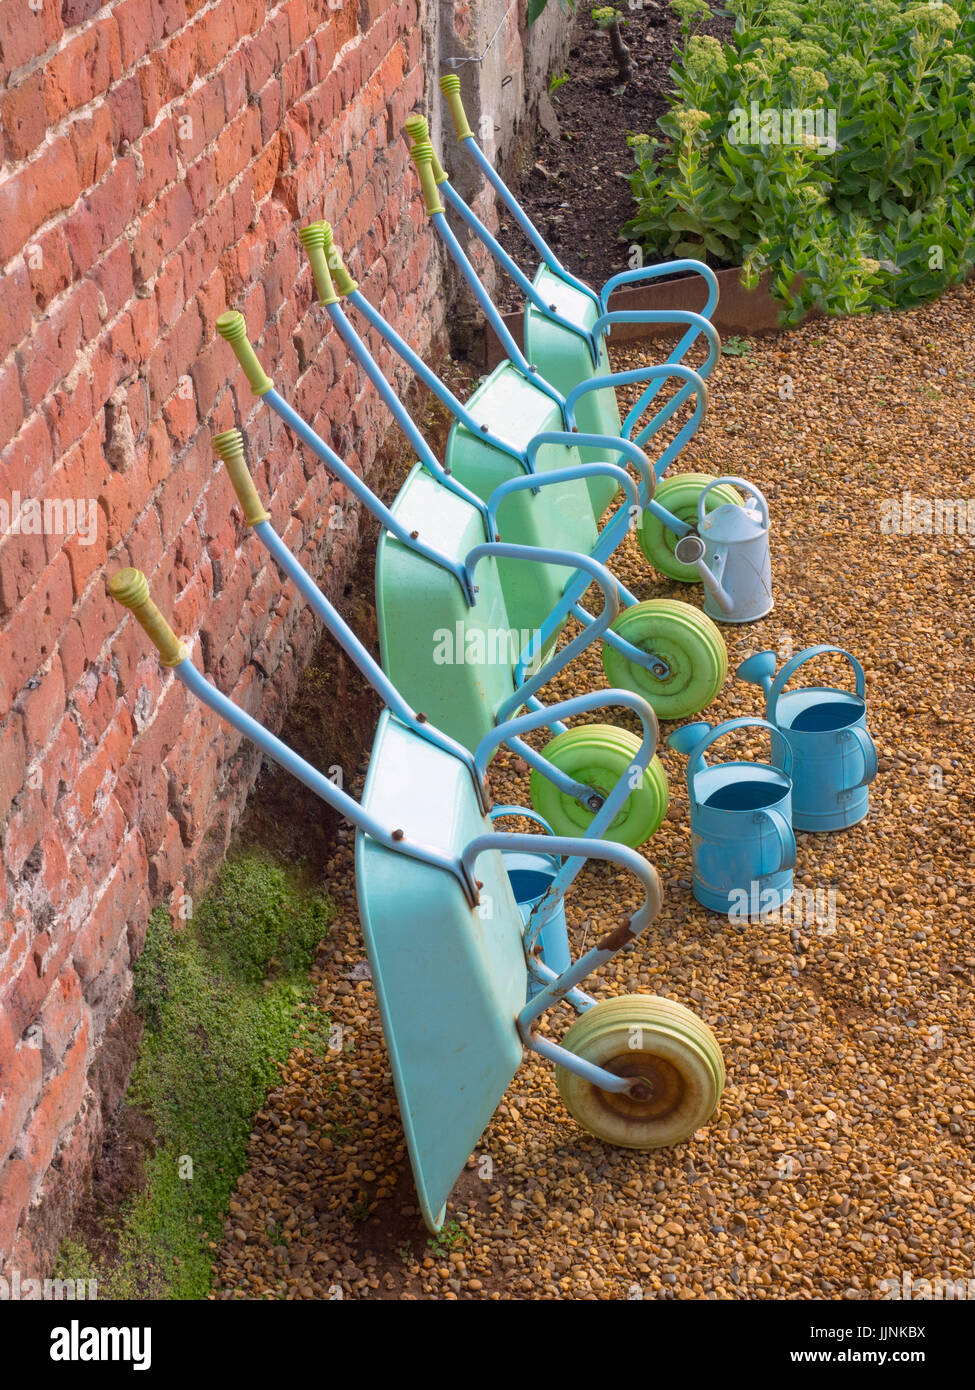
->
[0,0,447,1275]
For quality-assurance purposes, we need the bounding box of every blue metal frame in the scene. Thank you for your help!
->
[170,652,662,1097]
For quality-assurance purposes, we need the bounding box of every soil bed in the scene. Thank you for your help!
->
[493,2,735,309]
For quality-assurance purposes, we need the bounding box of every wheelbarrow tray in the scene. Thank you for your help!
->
[356,712,527,1231]
[444,359,600,639]
[524,265,620,518]
[376,464,516,751]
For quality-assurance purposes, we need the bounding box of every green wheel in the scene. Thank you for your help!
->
[556,994,725,1148]
[602,599,727,721]
[639,473,743,582]
[529,724,668,848]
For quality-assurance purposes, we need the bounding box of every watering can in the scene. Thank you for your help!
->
[667,717,796,917]
[492,806,571,998]
[673,477,772,624]
[737,645,878,832]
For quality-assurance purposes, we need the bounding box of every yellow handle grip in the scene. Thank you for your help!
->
[109,569,188,667]
[212,428,270,525]
[299,222,340,305]
[439,74,473,141]
[319,222,358,297]
[409,142,445,216]
[404,114,446,182]
[215,311,273,395]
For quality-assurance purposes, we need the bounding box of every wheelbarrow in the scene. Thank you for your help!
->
[107,593,724,1231]
[301,216,741,584]
[209,423,669,849]
[218,307,730,731]
[410,95,721,508]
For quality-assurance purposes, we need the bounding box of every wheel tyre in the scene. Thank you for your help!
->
[529,724,668,848]
[602,599,727,720]
[638,473,743,582]
[556,994,725,1148]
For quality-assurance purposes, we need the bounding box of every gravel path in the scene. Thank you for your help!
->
[215,282,975,1301]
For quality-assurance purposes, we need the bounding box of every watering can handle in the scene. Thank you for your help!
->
[490,805,556,837]
[684,716,791,798]
[755,806,797,874]
[841,726,879,788]
[697,476,769,528]
[767,644,867,720]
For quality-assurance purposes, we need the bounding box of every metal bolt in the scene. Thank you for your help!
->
[392,829,404,841]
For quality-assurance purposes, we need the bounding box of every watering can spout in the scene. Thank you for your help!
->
[673,535,735,615]
[736,650,777,697]
[666,721,712,756]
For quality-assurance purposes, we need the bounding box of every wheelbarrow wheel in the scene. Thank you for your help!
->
[529,724,668,848]
[601,599,727,721]
[556,995,725,1149]
[638,473,743,582]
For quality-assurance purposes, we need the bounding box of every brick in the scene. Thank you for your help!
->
[0,412,54,500]
[64,155,139,277]
[104,71,143,149]
[0,1158,31,1261]
[0,359,23,454]
[24,224,73,313]
[0,257,31,362]
[72,833,145,985]
[0,712,26,824]
[0,1037,42,1164]
[35,967,83,1075]
[0,138,80,264]
[19,1019,88,1182]
[67,104,116,189]
[61,0,102,23]
[0,0,63,74]
[44,17,122,123]
[132,181,195,287]
[137,116,179,206]
[0,552,73,722]
[19,654,65,758]
[0,70,47,163]
[17,280,101,406]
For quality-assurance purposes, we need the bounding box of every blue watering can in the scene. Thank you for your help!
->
[667,717,796,917]
[737,646,878,833]
[491,806,571,997]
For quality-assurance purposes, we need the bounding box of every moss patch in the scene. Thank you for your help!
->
[58,854,332,1300]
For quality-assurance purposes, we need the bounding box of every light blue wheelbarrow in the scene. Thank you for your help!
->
[289,235,733,719]
[216,310,726,811]
[108,555,724,1232]
[405,106,739,567]
[206,421,669,847]
[300,213,738,587]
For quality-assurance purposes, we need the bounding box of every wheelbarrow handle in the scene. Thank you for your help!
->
[599,260,720,319]
[404,114,447,182]
[489,805,556,837]
[211,428,270,526]
[108,568,189,667]
[298,222,341,306]
[767,644,867,718]
[591,310,721,380]
[439,73,474,141]
[524,431,655,503]
[409,140,446,216]
[216,310,273,395]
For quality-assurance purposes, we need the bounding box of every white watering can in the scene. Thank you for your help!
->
[674,477,773,624]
